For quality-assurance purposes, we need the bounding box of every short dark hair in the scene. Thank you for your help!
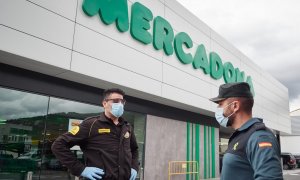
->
[238,97,254,114]
[102,88,125,101]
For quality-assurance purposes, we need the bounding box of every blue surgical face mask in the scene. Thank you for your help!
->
[215,102,235,127]
[111,103,124,118]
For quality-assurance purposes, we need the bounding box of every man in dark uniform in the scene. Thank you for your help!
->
[210,82,283,180]
[52,88,139,180]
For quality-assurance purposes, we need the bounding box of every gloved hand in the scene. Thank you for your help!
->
[129,168,137,180]
[81,167,105,180]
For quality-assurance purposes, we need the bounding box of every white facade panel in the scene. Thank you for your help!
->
[210,30,242,64]
[161,83,212,116]
[73,24,163,82]
[291,116,300,135]
[210,40,241,71]
[162,52,213,85]
[0,0,75,49]
[281,136,300,153]
[69,52,162,97]
[28,0,77,21]
[163,63,211,99]
[165,7,211,49]
[0,25,71,74]
[129,0,164,17]
[164,0,211,36]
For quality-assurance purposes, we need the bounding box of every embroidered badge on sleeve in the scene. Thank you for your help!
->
[258,142,272,148]
[69,126,80,135]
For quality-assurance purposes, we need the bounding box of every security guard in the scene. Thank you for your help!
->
[210,82,283,180]
[51,88,139,180]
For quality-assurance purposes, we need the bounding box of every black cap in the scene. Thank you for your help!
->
[210,82,253,103]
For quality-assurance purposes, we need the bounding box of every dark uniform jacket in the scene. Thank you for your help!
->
[221,118,283,180]
[51,113,139,180]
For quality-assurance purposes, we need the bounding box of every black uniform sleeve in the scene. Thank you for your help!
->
[51,120,91,176]
[130,128,139,172]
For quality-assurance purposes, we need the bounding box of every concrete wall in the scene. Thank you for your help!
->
[281,136,300,154]
[0,0,290,134]
[144,115,219,179]
[280,115,300,154]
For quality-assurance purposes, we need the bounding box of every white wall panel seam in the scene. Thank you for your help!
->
[71,50,163,84]
[210,38,241,62]
[162,81,209,100]
[163,3,210,37]
[254,80,288,104]
[26,0,76,22]
[259,83,288,100]
[70,0,79,70]
[162,61,216,86]
[0,24,72,52]
[74,22,163,64]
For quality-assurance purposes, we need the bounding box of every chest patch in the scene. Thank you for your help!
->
[98,128,111,134]
[233,142,239,150]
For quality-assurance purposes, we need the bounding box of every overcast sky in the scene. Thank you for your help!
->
[176,0,300,112]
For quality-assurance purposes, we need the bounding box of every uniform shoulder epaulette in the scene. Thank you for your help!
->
[83,115,100,123]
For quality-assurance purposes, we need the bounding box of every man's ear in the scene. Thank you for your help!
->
[234,101,240,111]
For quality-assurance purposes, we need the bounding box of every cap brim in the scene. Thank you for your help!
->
[209,97,226,103]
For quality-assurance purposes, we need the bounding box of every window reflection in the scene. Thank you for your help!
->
[0,87,48,180]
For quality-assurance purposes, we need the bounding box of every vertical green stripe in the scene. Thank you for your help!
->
[195,124,200,180]
[192,123,194,180]
[208,127,211,178]
[187,122,190,180]
[211,127,216,177]
[192,123,194,162]
[204,126,207,179]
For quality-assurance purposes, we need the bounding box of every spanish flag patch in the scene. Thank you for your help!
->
[259,142,272,148]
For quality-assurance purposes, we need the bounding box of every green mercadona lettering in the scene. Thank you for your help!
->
[82,0,255,95]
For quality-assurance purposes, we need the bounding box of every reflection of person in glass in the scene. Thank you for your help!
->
[52,88,139,180]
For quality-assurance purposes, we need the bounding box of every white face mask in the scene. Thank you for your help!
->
[215,102,235,127]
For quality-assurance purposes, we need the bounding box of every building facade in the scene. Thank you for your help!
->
[281,109,300,154]
[0,0,290,179]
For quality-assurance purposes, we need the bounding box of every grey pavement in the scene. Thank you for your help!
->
[283,168,300,175]
[200,168,300,180]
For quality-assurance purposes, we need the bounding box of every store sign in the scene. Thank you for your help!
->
[82,0,255,95]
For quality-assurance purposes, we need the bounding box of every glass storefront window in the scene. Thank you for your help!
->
[0,87,49,180]
[0,86,146,179]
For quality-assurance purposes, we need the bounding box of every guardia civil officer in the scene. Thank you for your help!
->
[210,82,283,180]
[51,88,139,180]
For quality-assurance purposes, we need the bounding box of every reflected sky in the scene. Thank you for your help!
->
[49,97,103,115]
[0,87,103,120]
[0,88,48,120]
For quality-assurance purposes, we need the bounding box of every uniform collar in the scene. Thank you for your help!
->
[237,118,262,131]
[99,112,125,126]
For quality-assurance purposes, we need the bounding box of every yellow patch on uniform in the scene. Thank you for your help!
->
[124,131,130,138]
[233,142,239,150]
[259,142,272,148]
[98,128,111,134]
[69,126,80,135]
